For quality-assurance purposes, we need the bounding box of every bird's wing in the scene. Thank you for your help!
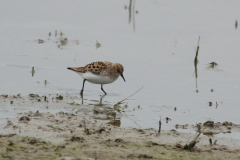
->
[68,61,112,75]
[84,61,112,75]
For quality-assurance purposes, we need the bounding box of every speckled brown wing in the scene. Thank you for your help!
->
[84,61,112,75]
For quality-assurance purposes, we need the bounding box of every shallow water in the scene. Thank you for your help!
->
[1,1,240,138]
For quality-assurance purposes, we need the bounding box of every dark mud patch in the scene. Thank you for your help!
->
[192,121,240,135]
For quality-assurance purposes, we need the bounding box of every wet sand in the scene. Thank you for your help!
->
[1,94,240,160]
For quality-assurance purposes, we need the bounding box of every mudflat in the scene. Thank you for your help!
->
[1,94,240,160]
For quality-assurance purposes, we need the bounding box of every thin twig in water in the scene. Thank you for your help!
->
[132,118,141,128]
[65,92,80,105]
[114,86,143,106]
[121,115,141,128]
[184,127,206,150]
[194,127,205,142]
[113,86,143,129]
[194,36,200,63]
[194,36,200,91]
[158,116,162,134]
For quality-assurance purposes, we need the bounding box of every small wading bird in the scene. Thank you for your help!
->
[68,61,125,95]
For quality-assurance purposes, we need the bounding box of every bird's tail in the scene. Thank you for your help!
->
[67,67,74,71]
[67,67,86,73]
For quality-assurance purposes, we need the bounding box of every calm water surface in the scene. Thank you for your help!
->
[1,1,240,138]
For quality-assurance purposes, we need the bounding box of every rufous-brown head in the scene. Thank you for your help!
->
[112,63,125,82]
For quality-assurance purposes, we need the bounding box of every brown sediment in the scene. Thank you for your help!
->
[1,95,240,160]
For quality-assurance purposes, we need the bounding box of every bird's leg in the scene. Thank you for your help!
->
[80,79,86,95]
[99,94,106,104]
[101,84,107,95]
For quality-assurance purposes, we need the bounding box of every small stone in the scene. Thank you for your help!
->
[38,39,44,43]
[19,116,30,122]
[56,95,63,100]
[115,138,123,143]
[222,121,229,126]
[209,138,212,145]
[203,121,214,127]
[70,136,84,142]
[8,141,14,146]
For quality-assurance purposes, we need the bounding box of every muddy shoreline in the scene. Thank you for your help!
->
[1,94,240,160]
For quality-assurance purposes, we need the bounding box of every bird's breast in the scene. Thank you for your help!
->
[79,72,119,84]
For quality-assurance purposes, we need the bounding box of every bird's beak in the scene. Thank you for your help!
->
[121,74,126,82]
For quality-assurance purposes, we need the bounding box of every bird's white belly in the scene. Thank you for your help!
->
[78,72,117,84]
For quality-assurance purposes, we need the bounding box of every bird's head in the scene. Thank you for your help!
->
[113,63,125,82]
